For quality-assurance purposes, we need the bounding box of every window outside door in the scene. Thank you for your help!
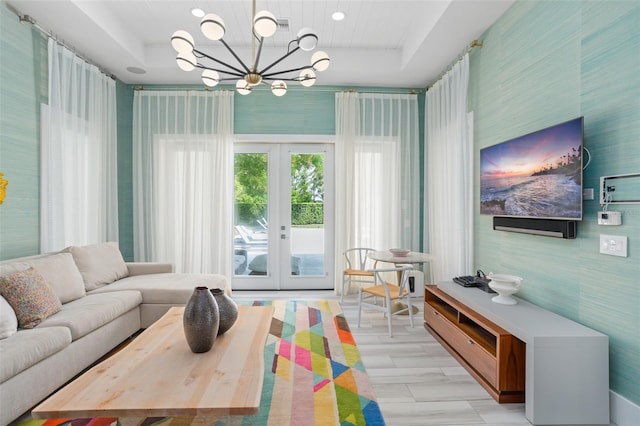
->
[232,143,334,290]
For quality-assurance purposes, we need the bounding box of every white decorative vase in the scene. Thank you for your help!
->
[488,274,522,305]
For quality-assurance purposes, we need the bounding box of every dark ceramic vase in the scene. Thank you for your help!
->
[210,288,238,335]
[183,286,219,353]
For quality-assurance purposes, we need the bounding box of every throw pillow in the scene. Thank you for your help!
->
[0,268,62,329]
[0,295,18,338]
[65,242,129,291]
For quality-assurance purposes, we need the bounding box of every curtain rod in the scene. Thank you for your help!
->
[132,85,421,95]
[342,88,422,95]
[15,13,115,80]
[426,39,483,91]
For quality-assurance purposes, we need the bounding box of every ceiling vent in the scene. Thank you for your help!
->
[276,18,290,32]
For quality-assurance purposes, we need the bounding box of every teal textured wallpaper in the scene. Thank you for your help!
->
[469,1,639,405]
[116,81,134,261]
[234,87,336,135]
[0,3,46,259]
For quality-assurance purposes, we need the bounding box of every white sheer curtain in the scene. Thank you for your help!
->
[133,91,234,279]
[335,92,420,293]
[41,39,118,252]
[425,54,473,281]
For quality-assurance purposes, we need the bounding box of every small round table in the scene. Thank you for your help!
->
[368,251,433,278]
[368,250,434,314]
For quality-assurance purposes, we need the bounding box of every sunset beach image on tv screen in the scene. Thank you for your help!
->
[480,118,583,220]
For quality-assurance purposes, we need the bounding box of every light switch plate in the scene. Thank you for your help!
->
[583,188,594,200]
[600,234,628,257]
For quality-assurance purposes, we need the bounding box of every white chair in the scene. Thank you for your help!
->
[357,264,414,337]
[341,248,377,303]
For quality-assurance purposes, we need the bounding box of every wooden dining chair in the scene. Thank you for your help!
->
[357,264,414,337]
[341,248,377,303]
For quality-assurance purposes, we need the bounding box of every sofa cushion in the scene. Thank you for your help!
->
[88,273,226,304]
[0,268,62,329]
[0,326,71,383]
[0,252,85,304]
[0,253,51,277]
[32,253,86,303]
[37,291,142,340]
[65,242,129,291]
[0,296,18,339]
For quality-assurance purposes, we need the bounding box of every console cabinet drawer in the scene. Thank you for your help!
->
[425,305,497,386]
[424,285,525,403]
[431,304,497,387]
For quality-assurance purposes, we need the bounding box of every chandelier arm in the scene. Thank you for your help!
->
[194,49,248,76]
[287,39,298,53]
[261,65,313,79]
[218,40,252,74]
[261,77,307,82]
[218,77,247,82]
[258,45,301,75]
[195,65,244,79]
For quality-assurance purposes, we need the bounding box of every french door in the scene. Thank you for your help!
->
[232,143,334,290]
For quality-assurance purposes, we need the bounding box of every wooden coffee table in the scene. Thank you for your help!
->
[32,305,275,418]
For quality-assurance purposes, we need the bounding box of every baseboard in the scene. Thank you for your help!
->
[611,390,640,425]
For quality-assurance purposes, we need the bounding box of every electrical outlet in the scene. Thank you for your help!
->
[599,234,628,257]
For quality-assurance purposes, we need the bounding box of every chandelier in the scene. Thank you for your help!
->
[170,0,330,96]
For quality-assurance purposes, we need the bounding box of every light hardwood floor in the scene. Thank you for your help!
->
[234,290,532,426]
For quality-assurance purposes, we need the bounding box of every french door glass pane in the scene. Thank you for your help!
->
[289,153,324,277]
[233,153,268,277]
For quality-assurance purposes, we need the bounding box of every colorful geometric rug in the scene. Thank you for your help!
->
[18,300,385,426]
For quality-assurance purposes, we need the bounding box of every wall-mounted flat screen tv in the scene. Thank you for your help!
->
[480,117,583,220]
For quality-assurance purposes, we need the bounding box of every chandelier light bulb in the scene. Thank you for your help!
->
[201,14,226,40]
[176,51,197,71]
[297,27,318,51]
[254,10,277,38]
[171,30,194,53]
[311,51,330,72]
[201,69,220,87]
[271,80,287,96]
[236,79,252,95]
[299,69,316,87]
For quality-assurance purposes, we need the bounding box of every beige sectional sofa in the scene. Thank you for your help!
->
[0,242,226,426]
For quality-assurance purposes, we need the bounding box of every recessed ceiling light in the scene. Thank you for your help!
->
[332,11,345,21]
[191,8,205,18]
[126,66,146,74]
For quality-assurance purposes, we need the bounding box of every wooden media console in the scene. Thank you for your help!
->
[424,282,610,425]
[424,285,525,403]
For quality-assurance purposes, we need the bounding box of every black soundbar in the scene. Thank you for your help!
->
[493,216,577,239]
